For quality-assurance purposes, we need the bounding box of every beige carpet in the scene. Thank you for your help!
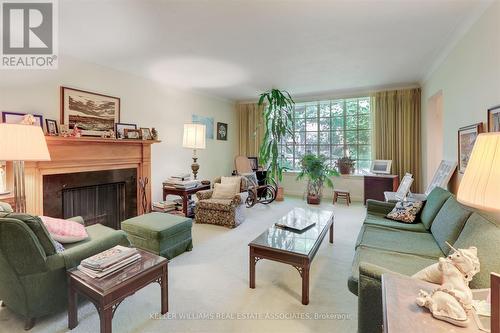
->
[0,197,365,333]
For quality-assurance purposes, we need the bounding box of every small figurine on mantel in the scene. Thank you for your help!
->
[71,125,82,138]
[60,124,70,137]
[101,129,116,139]
[151,127,158,140]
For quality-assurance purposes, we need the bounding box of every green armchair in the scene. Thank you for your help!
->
[0,201,130,330]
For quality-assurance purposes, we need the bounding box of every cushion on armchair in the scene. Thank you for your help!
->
[212,183,239,199]
[40,216,88,243]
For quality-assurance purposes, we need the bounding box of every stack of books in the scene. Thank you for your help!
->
[78,245,141,279]
[163,174,200,190]
[152,200,176,212]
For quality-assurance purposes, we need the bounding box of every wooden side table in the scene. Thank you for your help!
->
[67,250,168,333]
[382,273,489,332]
[162,184,210,218]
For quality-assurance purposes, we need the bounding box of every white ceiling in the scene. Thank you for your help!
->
[60,0,492,101]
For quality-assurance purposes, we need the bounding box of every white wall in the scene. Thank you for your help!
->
[283,172,364,202]
[421,1,500,192]
[0,55,237,202]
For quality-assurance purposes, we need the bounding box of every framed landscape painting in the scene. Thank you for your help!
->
[488,105,500,132]
[60,87,120,136]
[458,123,483,173]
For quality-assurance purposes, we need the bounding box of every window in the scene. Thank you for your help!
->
[281,97,372,173]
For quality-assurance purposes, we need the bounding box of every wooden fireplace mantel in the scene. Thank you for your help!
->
[17,136,159,215]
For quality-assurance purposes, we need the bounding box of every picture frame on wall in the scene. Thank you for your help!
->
[60,86,120,137]
[45,119,59,136]
[140,128,152,140]
[458,123,484,174]
[216,122,228,141]
[2,111,43,127]
[487,105,500,132]
[115,123,137,139]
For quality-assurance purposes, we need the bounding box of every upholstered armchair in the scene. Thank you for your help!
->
[194,177,249,228]
[0,201,130,330]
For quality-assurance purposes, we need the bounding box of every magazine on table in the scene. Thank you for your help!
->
[275,218,316,232]
[81,245,138,271]
[78,253,141,279]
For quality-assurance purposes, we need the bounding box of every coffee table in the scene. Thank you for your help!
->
[248,207,334,305]
[67,249,168,333]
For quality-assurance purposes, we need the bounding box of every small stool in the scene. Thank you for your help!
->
[333,189,351,206]
[121,212,193,259]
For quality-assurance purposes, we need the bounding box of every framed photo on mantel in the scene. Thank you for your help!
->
[60,87,120,137]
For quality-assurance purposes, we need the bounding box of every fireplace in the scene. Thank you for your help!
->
[43,169,137,229]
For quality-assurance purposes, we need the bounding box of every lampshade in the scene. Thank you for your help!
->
[0,123,51,161]
[182,123,206,149]
[457,133,500,212]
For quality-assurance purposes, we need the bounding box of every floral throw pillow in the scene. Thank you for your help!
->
[386,200,424,223]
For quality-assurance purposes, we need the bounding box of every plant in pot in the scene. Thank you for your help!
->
[335,156,356,175]
[258,89,295,201]
[297,154,339,204]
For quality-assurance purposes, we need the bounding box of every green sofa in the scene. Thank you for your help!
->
[349,187,500,333]
[0,202,130,329]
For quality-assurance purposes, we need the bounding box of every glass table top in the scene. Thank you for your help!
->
[69,250,166,293]
[249,207,334,256]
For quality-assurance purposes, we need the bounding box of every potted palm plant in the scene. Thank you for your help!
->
[297,154,339,204]
[258,89,295,201]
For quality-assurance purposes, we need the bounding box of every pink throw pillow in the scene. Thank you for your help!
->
[40,216,88,243]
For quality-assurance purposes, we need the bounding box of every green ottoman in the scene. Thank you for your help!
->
[121,212,193,259]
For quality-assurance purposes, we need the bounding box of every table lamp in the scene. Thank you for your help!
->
[182,123,206,180]
[0,124,51,212]
[457,133,500,212]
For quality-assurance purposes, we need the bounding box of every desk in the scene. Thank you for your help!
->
[364,174,399,204]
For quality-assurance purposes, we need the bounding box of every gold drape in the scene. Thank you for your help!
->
[237,103,265,157]
[371,88,421,192]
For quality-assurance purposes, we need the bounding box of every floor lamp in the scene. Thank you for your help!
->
[182,123,206,180]
[0,124,51,213]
